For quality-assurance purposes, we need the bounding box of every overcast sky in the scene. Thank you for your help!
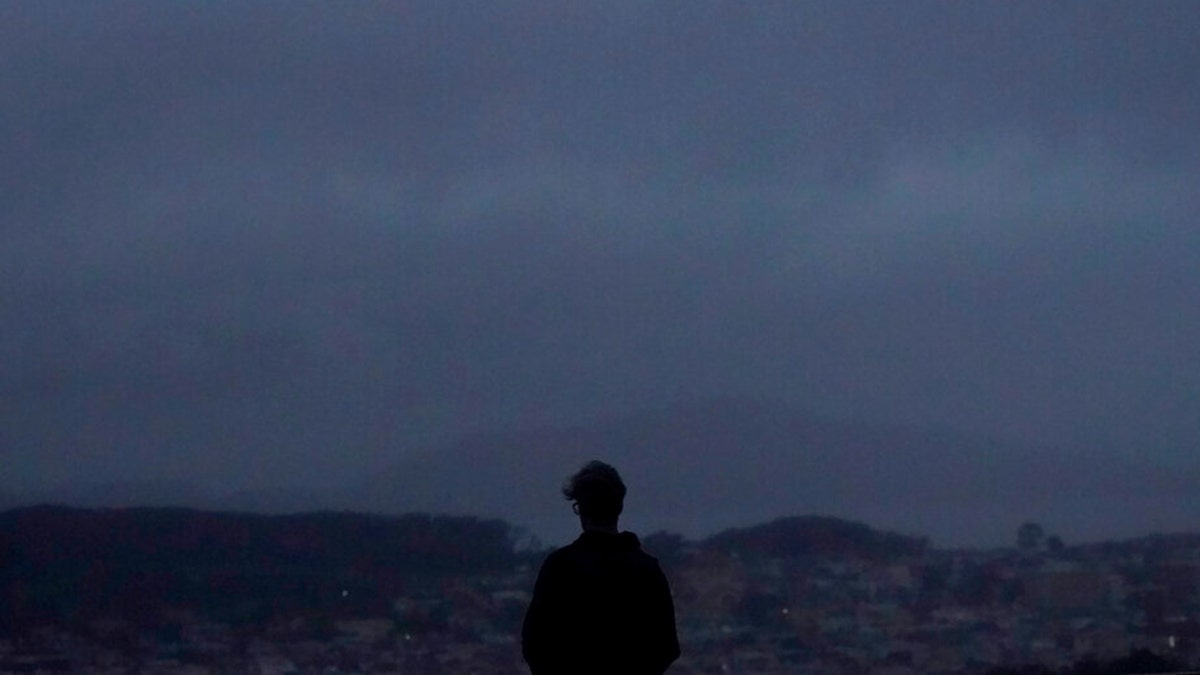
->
[2,2,1198,513]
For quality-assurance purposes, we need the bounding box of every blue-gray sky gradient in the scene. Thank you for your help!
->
[2,2,1198,542]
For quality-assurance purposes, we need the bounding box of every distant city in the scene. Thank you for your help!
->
[1,507,1197,674]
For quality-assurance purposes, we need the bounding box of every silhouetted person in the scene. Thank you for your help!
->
[522,461,680,675]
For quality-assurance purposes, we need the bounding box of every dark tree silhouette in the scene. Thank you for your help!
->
[1018,522,1045,551]
[1046,534,1065,555]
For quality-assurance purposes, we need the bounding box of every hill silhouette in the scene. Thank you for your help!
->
[3,504,1198,645]
[0,505,947,635]
[340,398,1199,547]
[0,506,516,632]
[702,515,929,561]
[7,400,1197,548]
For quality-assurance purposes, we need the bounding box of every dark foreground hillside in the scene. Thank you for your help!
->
[1,506,1198,673]
[0,506,518,631]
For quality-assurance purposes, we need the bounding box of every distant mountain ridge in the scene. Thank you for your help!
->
[5,399,1197,548]
[338,398,1200,547]
[705,515,930,561]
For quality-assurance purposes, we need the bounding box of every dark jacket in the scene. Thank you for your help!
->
[522,530,680,675]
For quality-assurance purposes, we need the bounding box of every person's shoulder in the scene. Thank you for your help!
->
[636,547,662,564]
[541,541,575,562]
[532,543,577,583]
[632,547,665,572]
[541,537,590,565]
[619,531,662,562]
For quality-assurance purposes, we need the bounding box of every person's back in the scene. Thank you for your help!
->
[522,461,679,675]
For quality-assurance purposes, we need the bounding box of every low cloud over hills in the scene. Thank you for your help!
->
[339,399,1198,548]
[9,400,1194,548]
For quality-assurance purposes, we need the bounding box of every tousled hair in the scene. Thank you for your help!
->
[562,460,626,522]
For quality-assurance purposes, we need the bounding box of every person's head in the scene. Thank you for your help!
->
[562,460,626,529]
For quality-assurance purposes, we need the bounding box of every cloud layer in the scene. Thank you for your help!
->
[2,3,1198,507]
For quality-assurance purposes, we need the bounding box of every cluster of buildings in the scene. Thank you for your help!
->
[2,535,1197,673]
[0,571,533,674]
[667,535,1200,673]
